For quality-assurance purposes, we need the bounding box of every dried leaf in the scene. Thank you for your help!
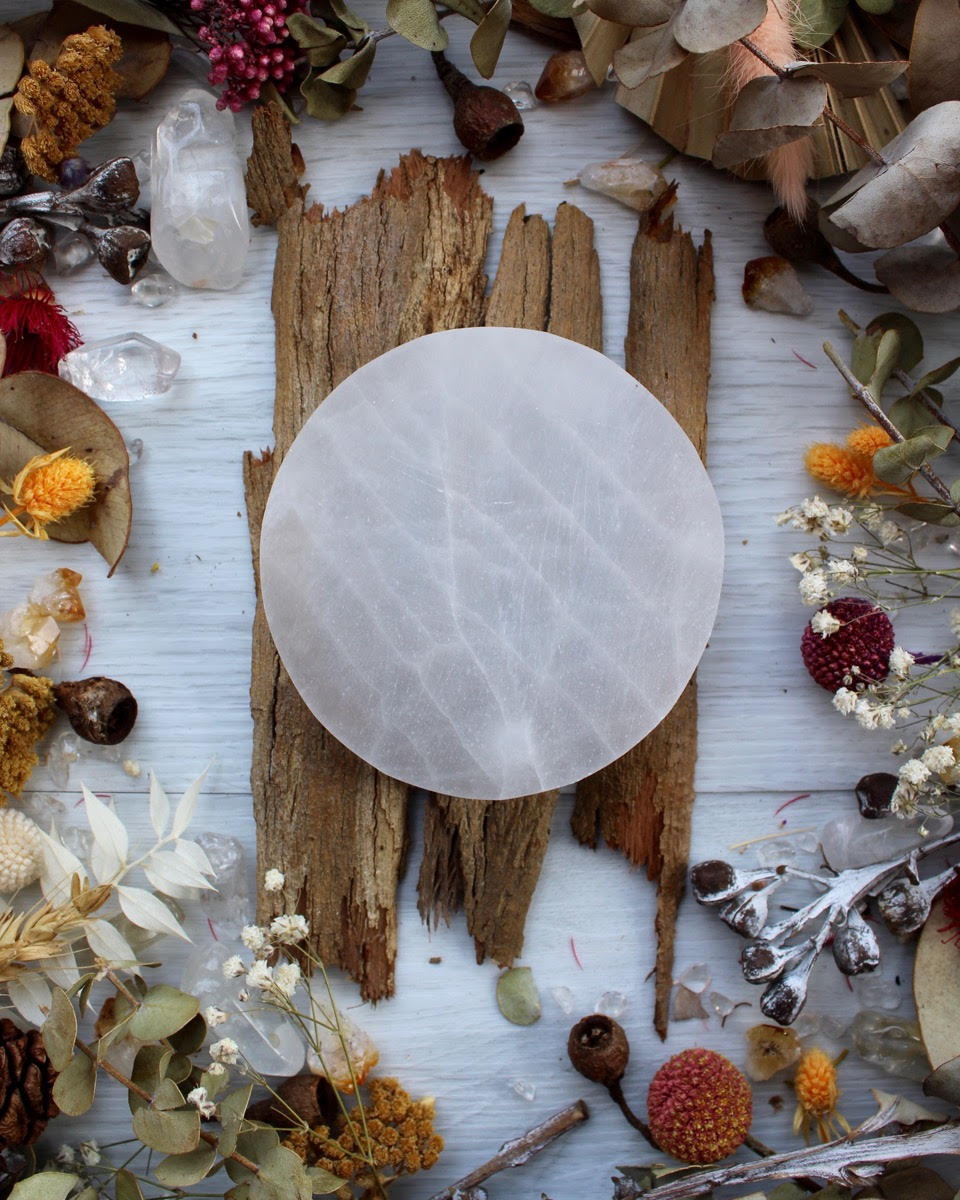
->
[314,0,368,40]
[587,0,675,21]
[873,425,953,485]
[52,1047,96,1115]
[386,0,448,50]
[874,239,960,313]
[319,38,375,88]
[167,1011,207,1056]
[606,0,760,86]
[793,0,848,48]
[154,1145,217,1188]
[672,984,708,1020]
[0,372,131,575]
[786,58,907,99]
[128,984,200,1042]
[712,76,827,168]
[671,0,765,53]
[923,1054,960,1107]
[149,773,169,840]
[132,1104,201,1155]
[823,102,960,249]
[10,1175,79,1200]
[307,1169,344,1196]
[71,0,182,34]
[43,987,77,1071]
[914,895,960,1069]
[225,1129,282,1185]
[84,916,137,968]
[909,0,960,113]
[496,965,541,1025]
[300,73,355,119]
[171,767,207,838]
[526,0,576,16]
[114,1170,142,1200]
[470,0,512,79]
[218,1083,253,1158]
[0,26,23,95]
[83,785,128,877]
[143,850,213,894]
[287,16,345,68]
[117,885,190,940]
[613,22,688,86]
[865,311,924,371]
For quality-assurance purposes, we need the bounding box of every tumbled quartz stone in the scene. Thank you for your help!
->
[151,89,250,290]
[502,81,537,111]
[131,270,179,309]
[535,49,595,102]
[59,332,180,402]
[851,1009,929,1080]
[260,328,724,800]
[821,810,953,870]
[578,158,667,214]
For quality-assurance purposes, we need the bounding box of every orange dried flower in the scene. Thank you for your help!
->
[846,424,893,457]
[792,1047,849,1142]
[804,443,876,499]
[0,448,96,539]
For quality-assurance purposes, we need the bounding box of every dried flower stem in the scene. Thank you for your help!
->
[424,1100,589,1200]
[822,341,960,518]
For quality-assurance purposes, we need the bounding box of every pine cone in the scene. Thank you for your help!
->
[0,1018,59,1149]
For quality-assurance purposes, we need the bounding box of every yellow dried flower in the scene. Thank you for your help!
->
[804,443,877,499]
[846,424,893,457]
[792,1047,849,1143]
[0,448,96,539]
[0,640,56,798]
[14,26,122,181]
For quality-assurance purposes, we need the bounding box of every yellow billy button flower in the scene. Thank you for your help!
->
[792,1046,850,1143]
[0,447,95,538]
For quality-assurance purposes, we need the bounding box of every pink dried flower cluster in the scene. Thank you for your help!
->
[187,0,309,111]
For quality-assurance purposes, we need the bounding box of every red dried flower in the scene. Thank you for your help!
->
[801,597,894,693]
[0,271,81,377]
[938,874,960,948]
[647,1048,752,1164]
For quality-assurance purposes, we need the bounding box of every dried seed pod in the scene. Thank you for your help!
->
[0,218,50,268]
[67,158,140,213]
[567,1013,629,1086]
[82,224,151,284]
[720,877,784,939]
[690,860,778,905]
[760,943,819,1025]
[246,1073,339,1128]
[831,906,880,975]
[54,677,138,745]
[763,204,887,293]
[432,52,524,162]
[0,144,29,199]
[741,937,811,983]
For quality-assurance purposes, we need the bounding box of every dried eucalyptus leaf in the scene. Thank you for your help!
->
[386,0,447,50]
[877,1166,954,1200]
[785,58,906,98]
[672,0,765,53]
[441,0,488,21]
[129,984,200,1042]
[590,0,676,21]
[259,1146,313,1200]
[0,26,23,96]
[910,0,960,113]
[155,1145,217,1187]
[114,1169,142,1200]
[320,38,375,88]
[132,1105,201,1155]
[167,1011,207,1056]
[307,1169,344,1196]
[43,987,77,1071]
[915,896,960,1070]
[874,239,960,313]
[910,358,960,397]
[869,327,900,393]
[9,1175,79,1200]
[923,1055,960,1107]
[793,0,848,47]
[527,0,576,15]
[874,426,953,485]
[0,372,131,574]
[72,0,182,34]
[889,395,933,438]
[217,1083,253,1159]
[470,0,512,79]
[288,18,345,68]
[299,73,355,119]
[894,500,958,524]
[52,1048,96,1115]
[226,1129,282,1185]
[313,0,368,40]
[866,312,924,370]
[823,102,960,249]
[713,76,826,168]
[496,965,541,1025]
[0,95,11,158]
[613,22,687,87]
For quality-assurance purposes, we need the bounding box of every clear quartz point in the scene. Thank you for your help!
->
[510,1078,537,1101]
[756,838,798,869]
[551,985,574,1014]
[677,963,711,994]
[197,832,250,933]
[851,1009,929,1079]
[52,232,93,274]
[597,989,627,1017]
[705,990,734,1020]
[131,270,179,309]
[502,81,537,111]
[58,332,180,402]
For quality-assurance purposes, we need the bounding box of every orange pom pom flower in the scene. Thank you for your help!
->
[805,424,903,499]
[0,447,95,538]
[792,1046,849,1143]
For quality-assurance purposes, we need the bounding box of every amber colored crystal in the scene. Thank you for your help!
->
[534,49,596,103]
[31,568,85,623]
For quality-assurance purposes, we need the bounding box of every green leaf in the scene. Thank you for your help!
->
[132,1105,201,1155]
[155,1144,218,1187]
[868,327,901,395]
[153,1077,185,1111]
[300,73,356,119]
[226,1129,281,1185]
[470,0,512,78]
[873,424,954,485]
[895,500,960,525]
[200,1068,232,1103]
[258,1146,312,1200]
[866,311,924,371]
[319,38,375,87]
[43,988,77,1072]
[386,0,448,50]
[218,1083,253,1159]
[308,1169,345,1196]
[440,0,488,21]
[312,0,368,40]
[129,984,200,1042]
[793,0,851,46]
[73,0,183,34]
[114,1169,143,1200]
[910,357,960,397]
[286,13,346,67]
[851,329,880,384]
[52,1050,96,1116]
[889,394,932,438]
[167,1011,207,1056]
[855,0,893,11]
[9,1175,79,1200]
[496,965,541,1025]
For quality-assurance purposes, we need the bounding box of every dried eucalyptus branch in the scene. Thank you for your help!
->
[424,1100,589,1200]
[691,826,960,1024]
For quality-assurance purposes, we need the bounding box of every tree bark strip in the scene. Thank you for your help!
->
[570,212,714,1040]
[418,202,602,967]
[243,106,492,999]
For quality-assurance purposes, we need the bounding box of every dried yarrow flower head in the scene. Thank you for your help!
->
[0,640,56,796]
[0,272,81,376]
[13,26,123,181]
[0,448,95,539]
[792,1046,849,1143]
[646,1048,752,1164]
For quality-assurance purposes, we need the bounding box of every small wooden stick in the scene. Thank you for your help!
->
[424,1100,589,1200]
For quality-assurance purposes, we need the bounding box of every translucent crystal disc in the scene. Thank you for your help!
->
[260,328,724,800]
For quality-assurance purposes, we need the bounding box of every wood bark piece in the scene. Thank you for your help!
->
[570,211,714,1041]
[417,201,602,967]
[243,105,492,1000]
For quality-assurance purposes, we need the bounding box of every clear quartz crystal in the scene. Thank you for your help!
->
[578,158,667,213]
[756,838,798,869]
[305,1006,378,1090]
[857,971,902,1011]
[30,569,85,624]
[61,824,92,858]
[131,270,179,309]
[52,232,93,274]
[597,989,627,1017]
[821,811,953,870]
[677,963,711,994]
[851,1009,929,1080]
[197,832,250,933]
[502,81,537,111]
[510,1079,537,1101]
[705,990,735,1020]
[59,333,181,402]
[126,437,144,464]
[551,985,574,1014]
[20,793,65,824]
[795,831,820,853]
[151,89,250,290]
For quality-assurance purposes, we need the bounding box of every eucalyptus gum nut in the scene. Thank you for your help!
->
[54,677,138,745]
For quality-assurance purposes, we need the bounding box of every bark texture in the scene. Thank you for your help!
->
[570,211,714,1039]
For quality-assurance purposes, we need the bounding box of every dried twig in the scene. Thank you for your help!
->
[424,1100,589,1200]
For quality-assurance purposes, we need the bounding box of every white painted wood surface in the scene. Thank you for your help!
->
[4,9,959,1194]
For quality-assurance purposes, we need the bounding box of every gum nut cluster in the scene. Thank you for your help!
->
[646,1048,752,1164]
[801,597,894,692]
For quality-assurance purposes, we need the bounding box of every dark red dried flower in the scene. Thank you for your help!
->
[938,874,960,948]
[801,596,894,692]
[0,271,81,376]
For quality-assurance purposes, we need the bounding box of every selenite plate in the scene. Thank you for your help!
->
[260,328,724,800]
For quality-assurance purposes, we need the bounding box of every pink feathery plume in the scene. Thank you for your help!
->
[727,0,814,222]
